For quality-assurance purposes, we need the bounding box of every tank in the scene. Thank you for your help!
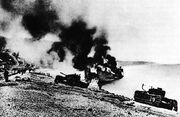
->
[134,84,178,111]
[54,72,89,88]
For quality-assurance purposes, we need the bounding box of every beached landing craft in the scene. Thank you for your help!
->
[85,64,124,85]
[134,84,178,111]
[97,65,124,84]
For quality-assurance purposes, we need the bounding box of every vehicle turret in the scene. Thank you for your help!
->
[148,87,165,98]
[134,84,178,111]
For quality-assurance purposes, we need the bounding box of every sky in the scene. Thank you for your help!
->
[88,0,180,64]
[1,0,180,64]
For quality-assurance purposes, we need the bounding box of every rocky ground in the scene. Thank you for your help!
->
[0,73,179,117]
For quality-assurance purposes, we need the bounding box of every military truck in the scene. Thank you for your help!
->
[134,84,178,111]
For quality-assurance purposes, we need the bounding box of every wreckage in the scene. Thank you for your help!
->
[54,53,124,89]
[134,84,178,111]
[54,64,124,89]
[54,72,89,88]
[84,64,124,85]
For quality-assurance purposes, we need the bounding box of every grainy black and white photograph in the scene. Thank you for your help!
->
[0,0,179,116]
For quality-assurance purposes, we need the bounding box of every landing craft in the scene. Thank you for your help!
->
[134,84,178,111]
[85,64,124,85]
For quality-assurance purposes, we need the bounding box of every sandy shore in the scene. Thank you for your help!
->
[0,73,178,117]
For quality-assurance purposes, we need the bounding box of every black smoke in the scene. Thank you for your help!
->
[0,0,27,15]
[0,0,17,14]
[0,0,115,71]
[22,0,59,39]
[60,19,96,70]
[48,19,112,71]
[48,19,96,70]
[47,42,65,62]
[1,0,59,39]
[93,31,110,64]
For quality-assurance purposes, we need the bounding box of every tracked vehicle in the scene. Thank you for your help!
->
[54,72,89,88]
[134,84,178,111]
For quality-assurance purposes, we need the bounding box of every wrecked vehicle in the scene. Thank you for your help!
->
[134,84,178,111]
[85,65,124,85]
[97,66,124,84]
[54,72,89,88]
[15,75,31,82]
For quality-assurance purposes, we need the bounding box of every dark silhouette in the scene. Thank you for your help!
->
[54,72,89,88]
[134,84,178,111]
[4,68,9,82]
[0,36,6,51]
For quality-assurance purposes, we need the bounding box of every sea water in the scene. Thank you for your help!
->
[102,64,180,112]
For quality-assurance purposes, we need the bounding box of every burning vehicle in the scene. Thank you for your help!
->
[84,55,124,86]
[54,61,124,89]
[85,64,124,86]
[134,84,178,111]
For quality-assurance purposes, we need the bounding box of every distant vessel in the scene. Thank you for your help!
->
[134,84,178,111]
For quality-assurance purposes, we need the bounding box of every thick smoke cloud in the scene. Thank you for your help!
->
[48,19,111,71]
[60,19,96,70]
[48,19,96,70]
[0,0,31,15]
[93,30,110,64]
[0,0,113,71]
[0,0,17,14]
[0,0,59,39]
[22,0,59,39]
[47,42,65,62]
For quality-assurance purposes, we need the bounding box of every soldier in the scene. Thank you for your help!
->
[4,68,9,82]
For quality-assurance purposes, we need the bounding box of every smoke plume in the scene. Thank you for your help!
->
[22,0,59,39]
[47,18,111,71]
[58,19,96,70]
[0,0,114,72]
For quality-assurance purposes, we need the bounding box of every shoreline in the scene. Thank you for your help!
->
[0,74,178,117]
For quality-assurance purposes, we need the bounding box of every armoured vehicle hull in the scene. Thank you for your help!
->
[54,73,89,88]
[134,86,178,111]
